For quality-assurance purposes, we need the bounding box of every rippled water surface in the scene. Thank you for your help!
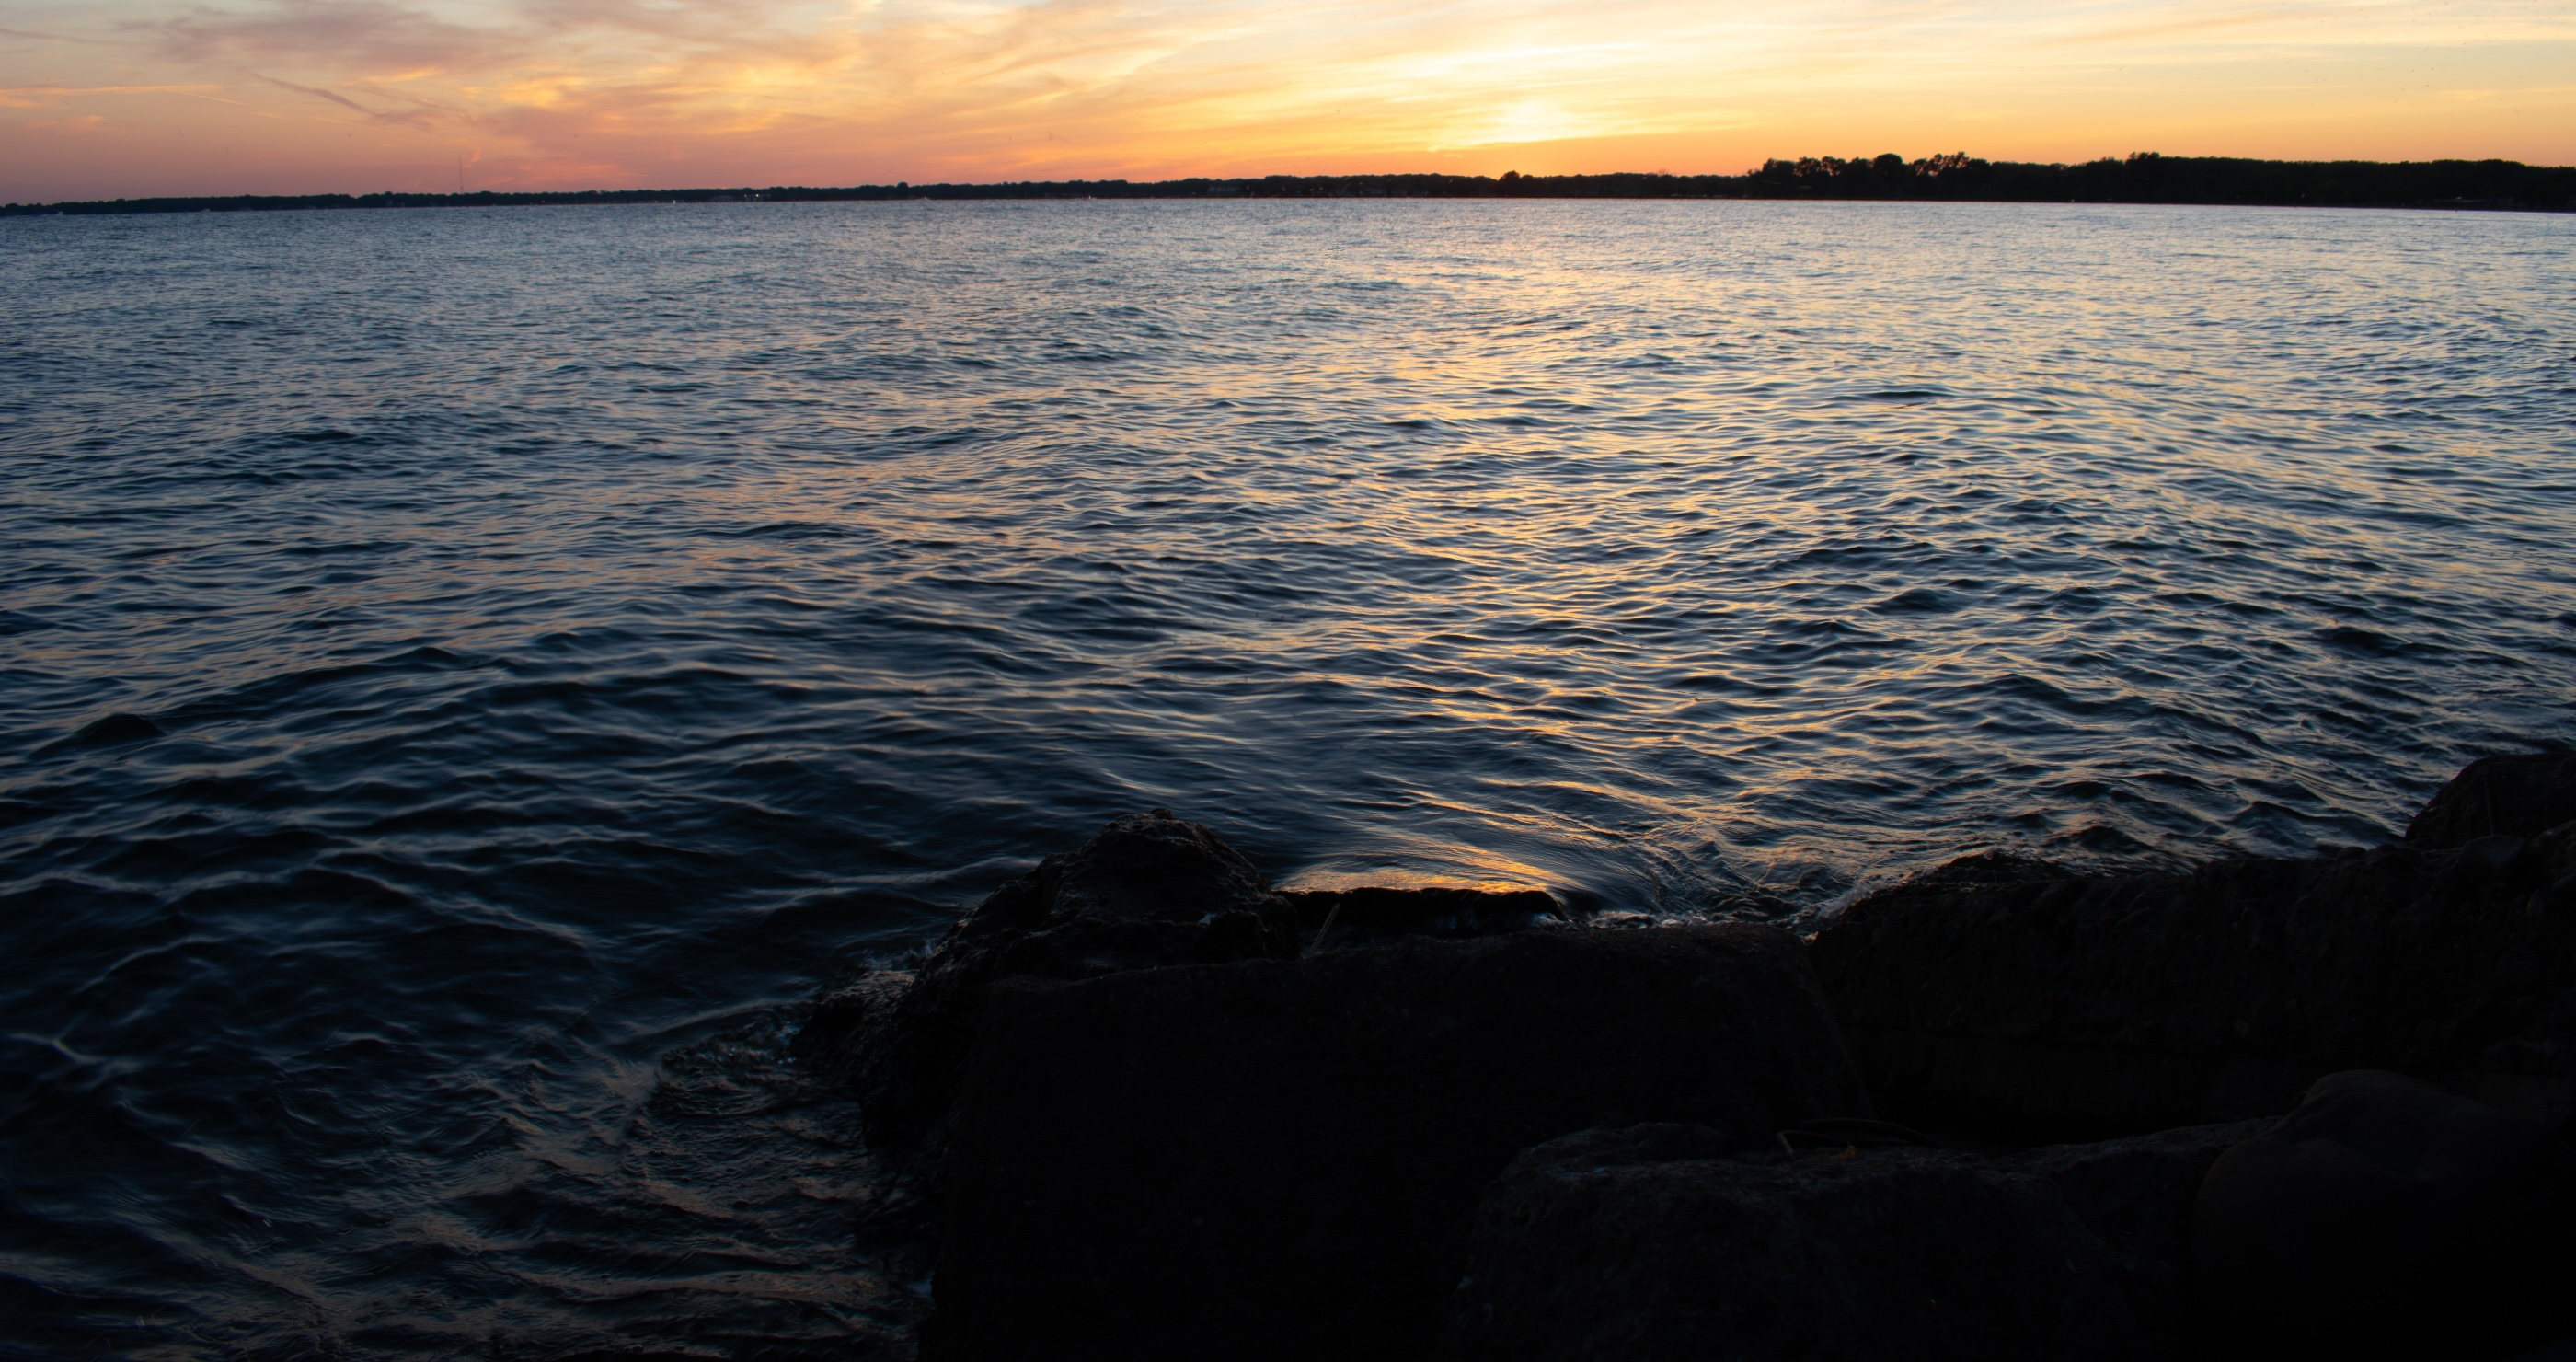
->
[5,199,2573,1356]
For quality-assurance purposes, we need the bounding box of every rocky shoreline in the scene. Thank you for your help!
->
[807,754,2576,1360]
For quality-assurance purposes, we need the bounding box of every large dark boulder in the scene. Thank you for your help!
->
[1439,1119,2264,1361]
[1809,815,2576,1137]
[2408,751,2576,848]
[923,925,1869,1362]
[2010,1120,2274,1333]
[808,811,1301,1148]
[2193,1070,2576,1361]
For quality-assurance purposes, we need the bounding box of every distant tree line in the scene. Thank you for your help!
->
[1735,151,2570,208]
[6,153,2569,216]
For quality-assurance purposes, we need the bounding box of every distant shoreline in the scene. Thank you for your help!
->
[7,153,2571,218]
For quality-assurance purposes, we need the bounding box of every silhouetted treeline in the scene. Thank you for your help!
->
[7,154,2569,217]
[1737,151,2570,208]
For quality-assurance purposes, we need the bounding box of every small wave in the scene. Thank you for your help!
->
[2315,625,2412,656]
[1869,587,1962,615]
[159,646,483,726]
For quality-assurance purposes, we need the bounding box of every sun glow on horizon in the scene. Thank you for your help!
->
[3,0,2572,200]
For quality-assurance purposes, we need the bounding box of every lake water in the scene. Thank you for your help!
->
[4,199,2572,1356]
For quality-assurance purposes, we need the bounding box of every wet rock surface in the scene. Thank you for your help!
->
[924,925,1867,1362]
[1284,884,1570,950]
[818,811,1302,1148]
[1439,1119,2262,1362]
[2407,751,2576,848]
[2193,1070,2576,1361]
[1809,821,2576,1137]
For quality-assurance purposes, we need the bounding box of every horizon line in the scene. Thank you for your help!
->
[10,152,2575,216]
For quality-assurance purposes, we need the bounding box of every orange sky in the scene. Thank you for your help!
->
[4,0,2572,200]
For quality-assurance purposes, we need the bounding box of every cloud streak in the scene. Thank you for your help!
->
[157,0,503,72]
[254,70,437,124]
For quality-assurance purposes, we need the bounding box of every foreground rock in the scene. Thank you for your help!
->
[1439,1119,2260,1361]
[822,762,2576,1357]
[2194,1070,2576,1360]
[804,811,1302,1147]
[2407,751,2576,848]
[924,926,1869,1362]
[802,814,1593,1150]
[1810,818,2576,1137]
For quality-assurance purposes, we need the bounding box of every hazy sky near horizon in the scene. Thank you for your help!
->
[4,0,2571,199]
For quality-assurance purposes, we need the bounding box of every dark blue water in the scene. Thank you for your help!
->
[4,199,2572,1357]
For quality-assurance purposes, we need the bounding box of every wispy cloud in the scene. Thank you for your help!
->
[253,69,438,124]
[1,25,127,43]
[156,0,505,72]
[0,82,232,106]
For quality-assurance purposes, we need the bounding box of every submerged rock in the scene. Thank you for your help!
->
[923,925,1868,1362]
[1439,1118,2264,1361]
[829,811,1301,1148]
[35,710,164,755]
[2193,1070,2576,1362]
[2407,751,2576,848]
[1809,817,2576,1137]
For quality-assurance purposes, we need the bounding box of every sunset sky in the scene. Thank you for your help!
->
[4,0,2571,200]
